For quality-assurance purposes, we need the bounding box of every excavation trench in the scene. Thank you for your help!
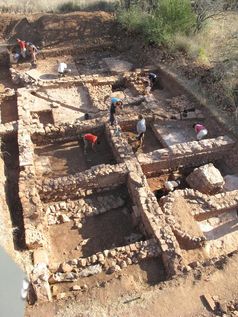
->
[1,135,25,250]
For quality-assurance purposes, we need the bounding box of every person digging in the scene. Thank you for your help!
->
[82,133,100,154]
[26,42,38,67]
[57,61,72,77]
[193,123,208,140]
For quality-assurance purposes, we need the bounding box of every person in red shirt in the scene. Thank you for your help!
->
[83,134,100,154]
[193,123,208,140]
[16,39,26,58]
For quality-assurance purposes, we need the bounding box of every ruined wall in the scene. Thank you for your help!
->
[39,163,128,202]
[105,123,135,163]
[139,136,235,175]
[125,159,183,277]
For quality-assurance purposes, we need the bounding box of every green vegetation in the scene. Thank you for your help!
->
[117,0,196,46]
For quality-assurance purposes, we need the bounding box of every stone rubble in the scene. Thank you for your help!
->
[49,239,161,283]
[44,193,126,226]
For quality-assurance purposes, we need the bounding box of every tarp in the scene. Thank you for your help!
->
[0,247,26,317]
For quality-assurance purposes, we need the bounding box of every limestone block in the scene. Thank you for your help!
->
[33,249,49,266]
[60,263,73,273]
[186,163,224,194]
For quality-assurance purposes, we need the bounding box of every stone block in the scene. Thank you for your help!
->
[186,163,224,194]
[33,249,49,266]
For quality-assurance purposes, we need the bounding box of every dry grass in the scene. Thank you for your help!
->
[173,11,238,65]
[0,0,116,13]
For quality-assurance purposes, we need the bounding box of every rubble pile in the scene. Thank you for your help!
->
[44,193,126,226]
[85,83,112,111]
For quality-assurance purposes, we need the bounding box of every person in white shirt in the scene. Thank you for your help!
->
[57,61,71,77]
[136,114,146,147]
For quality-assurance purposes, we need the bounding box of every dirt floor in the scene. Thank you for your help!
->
[48,204,139,263]
[1,94,18,123]
[172,196,205,241]
[123,126,163,154]
[147,174,170,192]
[153,117,223,147]
[34,135,116,178]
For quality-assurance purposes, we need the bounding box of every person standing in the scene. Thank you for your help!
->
[83,133,100,154]
[109,97,123,126]
[148,72,157,89]
[193,123,208,140]
[136,114,146,147]
[26,42,38,66]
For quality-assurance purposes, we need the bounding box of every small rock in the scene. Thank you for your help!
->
[202,293,216,311]
[91,254,97,264]
[81,284,88,291]
[56,292,66,300]
[79,264,102,277]
[109,250,117,257]
[120,261,127,269]
[59,214,70,223]
[60,263,72,273]
[78,258,87,267]
[71,285,81,291]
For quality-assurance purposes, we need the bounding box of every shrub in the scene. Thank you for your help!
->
[117,0,196,46]
[83,1,117,12]
[117,6,146,33]
[58,1,81,12]
[58,1,117,13]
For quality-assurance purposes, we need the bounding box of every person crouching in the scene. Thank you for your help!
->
[83,133,100,154]
[193,123,208,140]
[57,61,71,77]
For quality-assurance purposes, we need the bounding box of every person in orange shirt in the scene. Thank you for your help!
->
[83,133,100,154]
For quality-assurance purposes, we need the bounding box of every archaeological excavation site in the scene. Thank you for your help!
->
[0,10,238,317]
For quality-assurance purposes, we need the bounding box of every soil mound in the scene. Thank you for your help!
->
[2,12,117,47]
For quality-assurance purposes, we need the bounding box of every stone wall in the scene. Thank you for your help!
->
[17,92,47,249]
[160,188,238,247]
[44,190,126,227]
[125,158,183,277]
[0,121,18,136]
[39,163,128,202]
[49,239,161,282]
[105,123,135,163]
[139,136,235,175]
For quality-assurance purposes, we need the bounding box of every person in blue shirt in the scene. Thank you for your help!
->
[109,97,123,126]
